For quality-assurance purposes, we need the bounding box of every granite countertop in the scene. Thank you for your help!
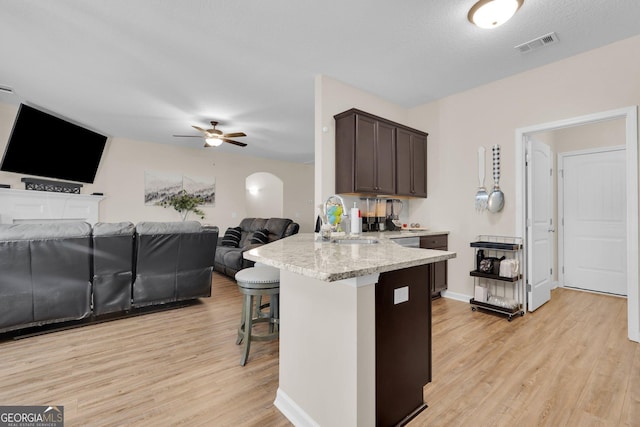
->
[244,232,456,282]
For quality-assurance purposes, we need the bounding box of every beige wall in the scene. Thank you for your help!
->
[319,34,640,299]
[314,75,411,206]
[0,102,315,232]
[3,34,639,299]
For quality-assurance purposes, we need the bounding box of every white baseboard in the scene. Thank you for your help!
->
[441,290,472,303]
[274,388,320,427]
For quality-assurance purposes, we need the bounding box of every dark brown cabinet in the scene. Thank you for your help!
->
[396,128,427,197]
[420,234,448,298]
[352,114,396,194]
[375,264,431,426]
[335,108,427,197]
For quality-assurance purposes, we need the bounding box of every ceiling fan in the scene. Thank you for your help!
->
[173,121,247,147]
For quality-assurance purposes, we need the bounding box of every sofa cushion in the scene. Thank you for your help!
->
[221,226,242,247]
[250,228,269,244]
[92,221,135,237]
[0,221,91,240]
[237,218,267,247]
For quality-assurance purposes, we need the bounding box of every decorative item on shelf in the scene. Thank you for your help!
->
[157,190,206,221]
[21,177,82,194]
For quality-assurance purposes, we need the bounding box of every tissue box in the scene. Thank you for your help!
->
[474,285,488,302]
[499,259,519,278]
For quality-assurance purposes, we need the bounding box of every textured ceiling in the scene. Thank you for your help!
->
[1,0,639,163]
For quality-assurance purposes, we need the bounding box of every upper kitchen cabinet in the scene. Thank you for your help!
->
[334,108,428,198]
[396,128,428,198]
[335,109,396,195]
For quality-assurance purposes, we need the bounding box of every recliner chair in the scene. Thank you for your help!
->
[133,221,219,307]
[92,221,135,316]
[0,222,92,333]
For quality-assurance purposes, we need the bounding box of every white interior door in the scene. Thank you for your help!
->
[527,138,553,311]
[561,147,627,295]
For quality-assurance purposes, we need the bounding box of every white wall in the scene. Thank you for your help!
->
[0,102,315,232]
[245,172,284,218]
[318,34,640,303]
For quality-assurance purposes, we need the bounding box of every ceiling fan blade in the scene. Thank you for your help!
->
[173,134,203,138]
[222,132,247,138]
[221,138,247,147]
[192,125,208,133]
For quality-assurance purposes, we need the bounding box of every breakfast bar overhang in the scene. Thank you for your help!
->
[245,232,456,427]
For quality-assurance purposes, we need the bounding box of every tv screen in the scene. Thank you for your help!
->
[0,103,108,184]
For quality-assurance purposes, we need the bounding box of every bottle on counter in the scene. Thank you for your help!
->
[351,202,361,235]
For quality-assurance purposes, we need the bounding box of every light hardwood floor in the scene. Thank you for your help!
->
[0,274,638,426]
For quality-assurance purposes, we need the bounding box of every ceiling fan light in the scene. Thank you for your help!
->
[468,0,523,29]
[205,137,223,147]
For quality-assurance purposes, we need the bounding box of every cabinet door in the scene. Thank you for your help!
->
[431,251,448,295]
[396,129,427,197]
[354,115,395,194]
[335,113,356,194]
[411,133,428,197]
[375,120,396,194]
[396,128,413,196]
[354,115,377,193]
[420,235,448,297]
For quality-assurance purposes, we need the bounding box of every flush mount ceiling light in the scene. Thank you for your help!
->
[468,0,523,29]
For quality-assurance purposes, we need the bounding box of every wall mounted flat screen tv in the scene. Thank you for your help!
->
[0,103,108,184]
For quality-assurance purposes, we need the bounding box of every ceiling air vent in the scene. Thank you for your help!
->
[515,32,559,53]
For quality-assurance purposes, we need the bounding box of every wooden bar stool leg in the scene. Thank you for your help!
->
[240,294,254,366]
[270,294,279,333]
[236,293,247,345]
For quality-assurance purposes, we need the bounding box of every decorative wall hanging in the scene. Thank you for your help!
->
[144,172,215,207]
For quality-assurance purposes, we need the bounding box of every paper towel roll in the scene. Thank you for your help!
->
[351,207,361,234]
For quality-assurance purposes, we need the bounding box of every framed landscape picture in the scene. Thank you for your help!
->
[144,172,215,206]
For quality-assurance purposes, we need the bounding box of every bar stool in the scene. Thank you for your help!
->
[234,265,280,366]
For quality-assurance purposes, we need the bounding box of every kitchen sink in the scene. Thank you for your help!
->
[331,238,379,245]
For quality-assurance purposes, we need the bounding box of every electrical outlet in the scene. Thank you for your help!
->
[393,286,409,305]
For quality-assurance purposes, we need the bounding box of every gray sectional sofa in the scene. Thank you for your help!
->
[214,217,299,277]
[0,221,218,334]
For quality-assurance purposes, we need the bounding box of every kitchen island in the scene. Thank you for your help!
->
[244,232,456,427]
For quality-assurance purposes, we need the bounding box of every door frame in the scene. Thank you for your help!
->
[515,105,639,343]
[558,145,627,294]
